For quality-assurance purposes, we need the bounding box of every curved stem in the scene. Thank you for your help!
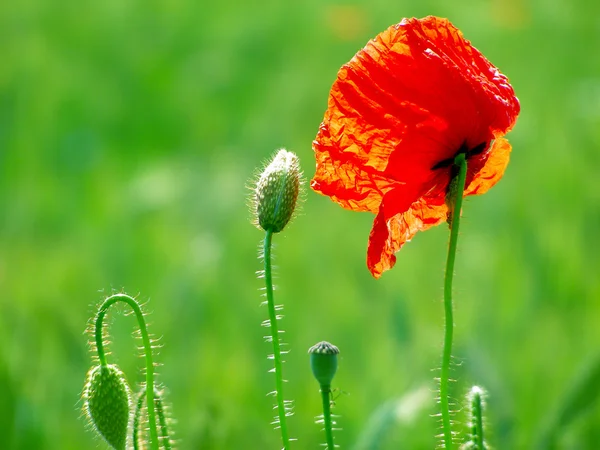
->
[320,385,335,449]
[263,229,290,449]
[440,153,468,450]
[94,293,159,450]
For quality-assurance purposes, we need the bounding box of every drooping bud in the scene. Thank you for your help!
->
[83,364,131,450]
[253,149,301,233]
[309,341,339,387]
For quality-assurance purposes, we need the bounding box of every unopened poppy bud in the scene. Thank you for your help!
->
[253,149,301,233]
[309,341,339,386]
[83,364,130,450]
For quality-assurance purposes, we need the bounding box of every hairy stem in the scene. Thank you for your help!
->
[320,385,335,449]
[132,387,172,450]
[133,389,145,450]
[154,388,172,450]
[472,389,485,449]
[440,153,468,450]
[95,293,159,450]
[263,229,290,449]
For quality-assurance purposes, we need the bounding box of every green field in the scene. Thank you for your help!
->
[1,0,599,448]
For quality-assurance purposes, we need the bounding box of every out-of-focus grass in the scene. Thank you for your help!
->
[1,0,599,448]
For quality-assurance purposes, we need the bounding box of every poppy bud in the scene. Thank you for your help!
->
[83,364,130,450]
[309,341,339,387]
[253,149,301,233]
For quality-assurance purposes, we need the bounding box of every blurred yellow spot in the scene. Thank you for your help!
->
[491,0,530,29]
[326,5,369,41]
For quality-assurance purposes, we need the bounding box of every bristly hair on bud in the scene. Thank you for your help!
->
[251,149,302,233]
[83,364,131,450]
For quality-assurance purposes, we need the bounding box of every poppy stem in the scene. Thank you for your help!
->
[94,293,159,450]
[154,388,173,449]
[309,341,339,449]
[320,385,335,449]
[440,153,468,450]
[133,386,172,449]
[263,229,291,449]
[470,386,486,450]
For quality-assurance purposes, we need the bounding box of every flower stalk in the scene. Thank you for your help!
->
[251,149,301,449]
[94,293,160,450]
[466,386,487,450]
[263,228,291,449]
[440,152,468,450]
[154,388,172,450]
[133,387,172,450]
[309,341,340,450]
[320,386,335,450]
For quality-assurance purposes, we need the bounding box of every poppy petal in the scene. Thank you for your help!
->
[311,16,520,277]
[367,191,447,278]
[464,137,512,196]
[312,16,519,192]
[367,138,512,277]
[311,125,405,213]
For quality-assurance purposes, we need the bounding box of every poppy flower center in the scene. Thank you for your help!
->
[430,141,488,171]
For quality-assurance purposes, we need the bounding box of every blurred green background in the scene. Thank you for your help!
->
[1,0,599,448]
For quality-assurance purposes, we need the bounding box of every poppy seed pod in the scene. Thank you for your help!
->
[309,341,339,387]
[83,364,130,450]
[254,149,301,233]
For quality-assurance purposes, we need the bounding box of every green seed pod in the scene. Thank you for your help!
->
[309,341,339,386]
[253,149,301,233]
[83,364,131,450]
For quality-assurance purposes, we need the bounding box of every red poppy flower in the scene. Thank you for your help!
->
[311,16,520,278]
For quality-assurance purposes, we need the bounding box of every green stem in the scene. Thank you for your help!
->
[472,390,485,449]
[154,388,172,450]
[440,153,468,450]
[320,385,335,449]
[263,229,290,449]
[133,389,145,450]
[94,293,159,450]
[132,387,171,450]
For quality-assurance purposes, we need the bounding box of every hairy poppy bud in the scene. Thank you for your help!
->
[83,364,130,450]
[309,341,339,386]
[253,149,301,233]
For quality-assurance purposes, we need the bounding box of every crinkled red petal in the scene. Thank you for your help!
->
[367,138,513,277]
[367,186,448,278]
[464,137,512,196]
[311,16,520,277]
